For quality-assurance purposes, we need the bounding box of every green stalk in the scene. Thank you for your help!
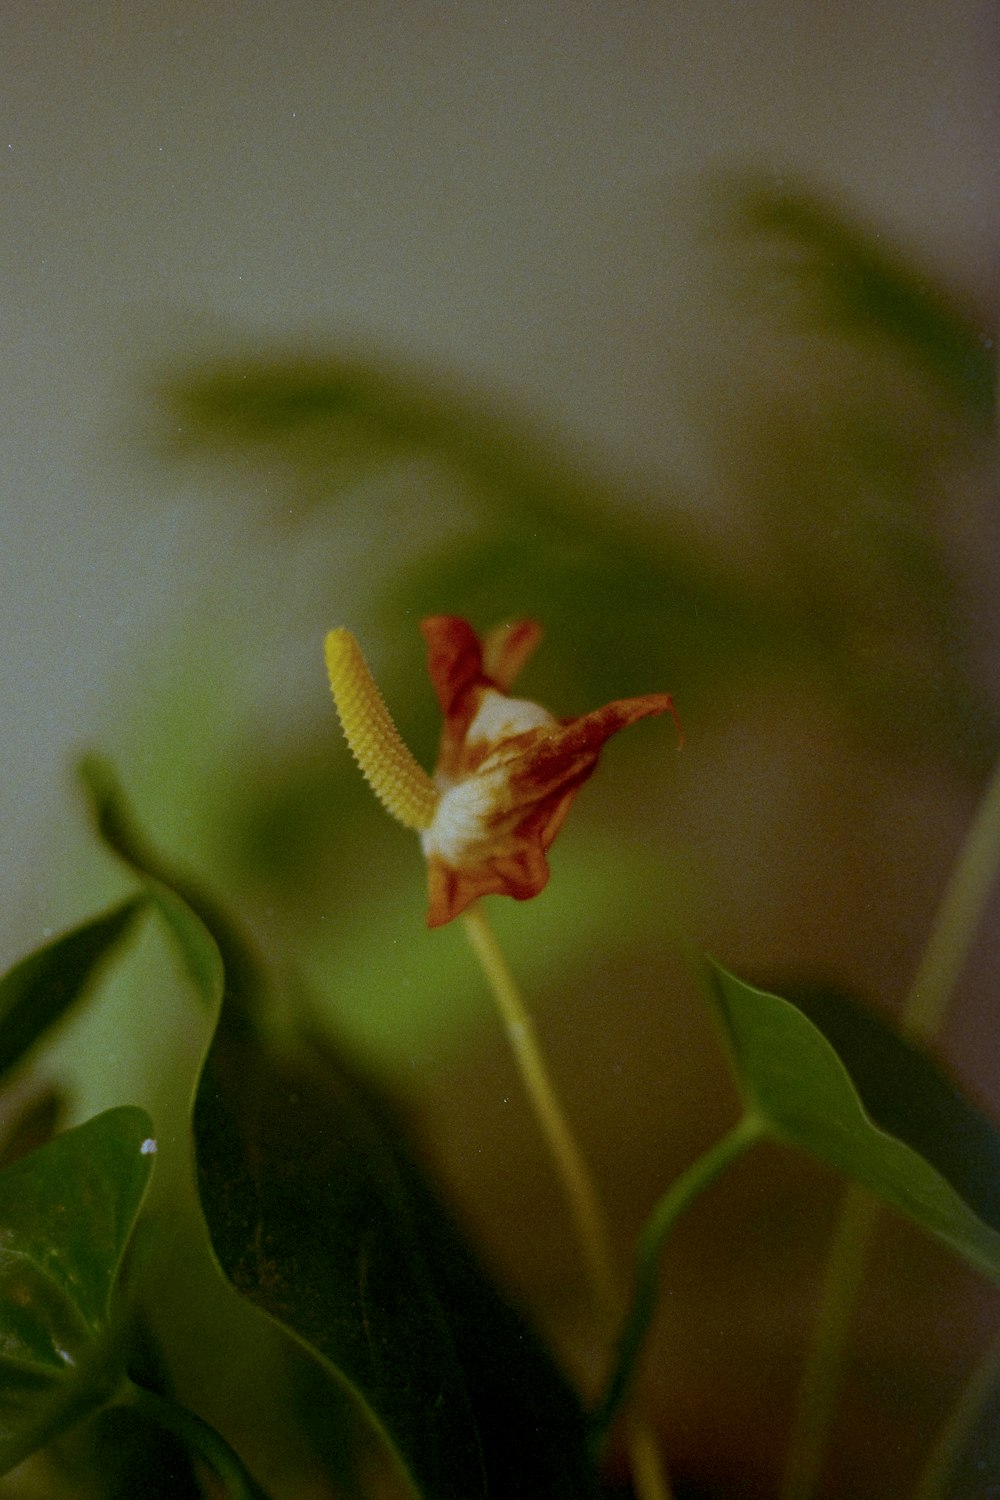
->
[591,1112,765,1446]
[903,752,1000,1039]
[911,1329,1000,1500]
[461,900,674,1500]
[779,1184,879,1500]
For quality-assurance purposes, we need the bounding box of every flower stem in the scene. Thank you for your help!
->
[903,751,1000,1039]
[910,1327,1000,1500]
[460,900,672,1500]
[779,1183,880,1500]
[461,901,617,1316]
[592,1112,765,1445]
[781,750,1000,1500]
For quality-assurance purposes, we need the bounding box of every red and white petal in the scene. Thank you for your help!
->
[420,691,675,926]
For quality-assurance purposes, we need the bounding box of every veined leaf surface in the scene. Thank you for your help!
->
[0,1107,156,1474]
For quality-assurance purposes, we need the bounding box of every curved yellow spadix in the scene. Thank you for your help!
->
[324,628,440,832]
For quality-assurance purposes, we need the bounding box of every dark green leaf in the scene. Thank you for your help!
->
[0,1107,156,1474]
[82,758,599,1498]
[0,899,147,1082]
[81,758,484,1496]
[304,1029,603,1500]
[707,962,1000,1282]
[78,1401,203,1500]
[0,1087,65,1170]
[194,1020,487,1500]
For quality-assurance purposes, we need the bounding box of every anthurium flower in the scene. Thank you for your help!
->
[325,616,679,927]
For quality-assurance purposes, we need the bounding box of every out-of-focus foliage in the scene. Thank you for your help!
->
[157,183,996,766]
[725,182,995,417]
[0,901,146,1082]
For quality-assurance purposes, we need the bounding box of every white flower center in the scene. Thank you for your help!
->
[421,774,500,864]
[465,689,556,747]
[420,691,557,865]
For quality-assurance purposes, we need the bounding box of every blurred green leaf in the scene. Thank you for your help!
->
[145,181,999,890]
[707,963,1000,1280]
[0,899,147,1083]
[159,350,788,730]
[729,183,996,415]
[0,1107,156,1475]
[78,754,255,1017]
[160,352,637,531]
[156,319,997,781]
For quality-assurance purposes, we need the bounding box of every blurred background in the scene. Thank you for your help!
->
[3,3,998,1497]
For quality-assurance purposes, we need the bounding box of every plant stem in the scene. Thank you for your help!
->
[781,750,1000,1500]
[779,1184,879,1500]
[903,751,1000,1040]
[461,900,617,1317]
[460,900,672,1500]
[911,1327,1000,1500]
[125,1381,271,1500]
[593,1113,765,1443]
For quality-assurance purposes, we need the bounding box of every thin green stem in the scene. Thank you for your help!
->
[911,1328,1000,1500]
[461,901,617,1318]
[779,1184,880,1500]
[125,1381,271,1500]
[781,751,1000,1500]
[460,900,673,1500]
[592,1112,765,1444]
[903,751,1000,1039]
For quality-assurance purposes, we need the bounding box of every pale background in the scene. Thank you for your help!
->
[3,0,997,956]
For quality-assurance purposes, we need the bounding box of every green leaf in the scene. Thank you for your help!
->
[198,1016,603,1500]
[0,899,147,1082]
[707,962,1000,1282]
[194,1022,488,1500]
[73,1400,203,1500]
[775,981,1000,1229]
[0,1106,156,1474]
[81,758,486,1497]
[82,758,599,1499]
